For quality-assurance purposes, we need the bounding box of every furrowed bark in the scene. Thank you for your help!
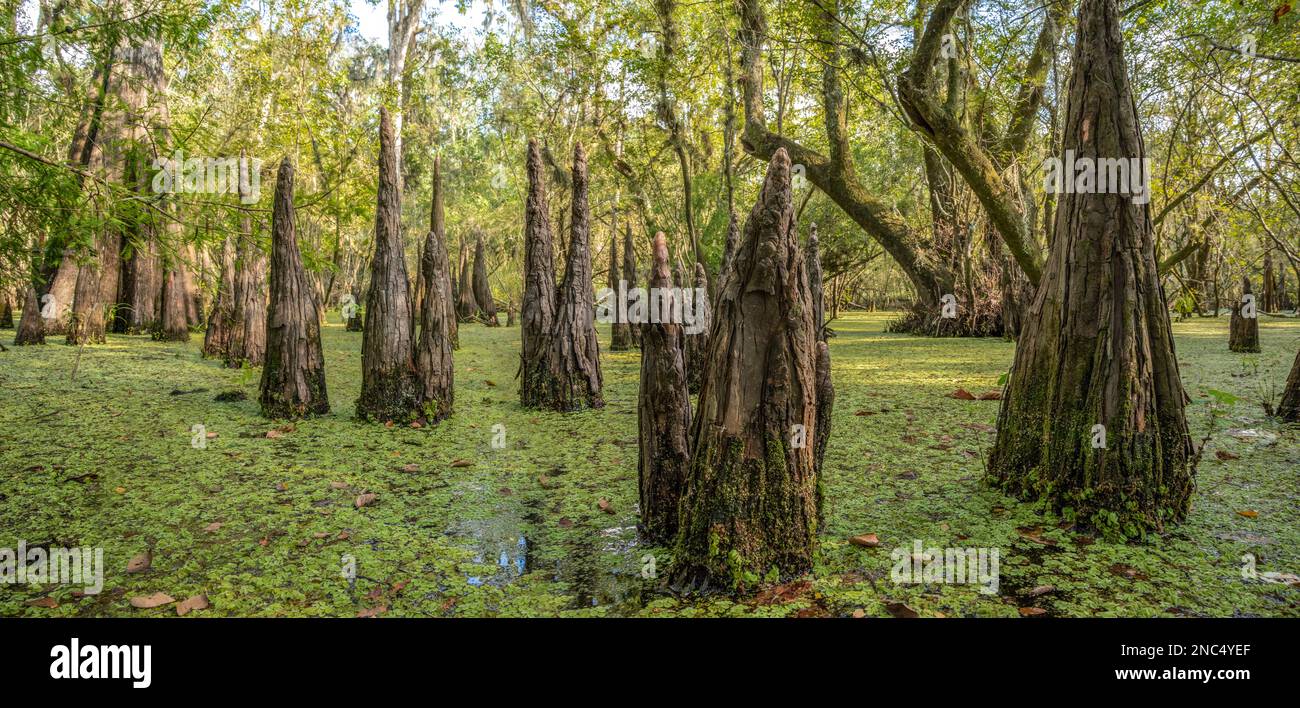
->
[472,234,499,326]
[683,261,711,394]
[529,142,604,412]
[519,138,558,408]
[202,235,237,358]
[987,0,1196,538]
[1278,348,1300,422]
[413,154,456,424]
[637,232,692,544]
[225,206,267,367]
[259,157,330,419]
[671,148,822,592]
[455,239,479,322]
[806,222,825,341]
[1228,276,1260,353]
[358,108,421,423]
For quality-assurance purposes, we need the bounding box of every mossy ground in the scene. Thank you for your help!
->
[2,312,1297,617]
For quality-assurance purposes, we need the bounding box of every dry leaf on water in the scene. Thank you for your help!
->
[1018,607,1047,617]
[126,551,152,573]
[25,597,58,609]
[355,493,377,509]
[1237,510,1259,518]
[849,533,880,548]
[175,595,209,616]
[130,592,175,609]
[884,602,920,618]
[450,459,474,468]
[948,388,976,400]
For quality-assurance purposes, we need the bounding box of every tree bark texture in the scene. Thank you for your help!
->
[519,138,558,408]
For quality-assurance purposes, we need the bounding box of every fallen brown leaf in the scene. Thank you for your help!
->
[849,533,880,548]
[1018,607,1047,617]
[130,592,175,609]
[355,493,377,509]
[885,602,920,618]
[1026,584,1056,598]
[175,595,209,616]
[126,551,152,574]
[356,605,387,618]
[976,391,1002,400]
[25,597,58,609]
[1215,450,1240,461]
[203,522,222,533]
[450,458,474,468]
[948,388,976,400]
[598,498,614,514]
[1237,509,1259,519]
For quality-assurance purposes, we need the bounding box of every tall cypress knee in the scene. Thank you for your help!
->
[987,0,1196,537]
[1228,276,1260,353]
[455,240,479,322]
[671,148,822,592]
[472,235,499,326]
[638,232,692,544]
[414,155,455,423]
[259,157,329,419]
[358,107,420,422]
[531,142,604,411]
[520,138,558,408]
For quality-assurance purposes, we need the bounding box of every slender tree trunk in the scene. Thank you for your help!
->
[529,143,604,411]
[472,235,498,325]
[202,235,237,357]
[225,199,267,367]
[608,232,631,350]
[0,291,12,328]
[358,108,421,423]
[1262,252,1276,312]
[806,222,825,341]
[1229,275,1260,353]
[520,139,558,408]
[413,154,455,424]
[637,232,692,544]
[259,158,330,418]
[683,262,711,394]
[455,239,479,322]
[987,0,1196,538]
[672,148,824,592]
[621,221,641,349]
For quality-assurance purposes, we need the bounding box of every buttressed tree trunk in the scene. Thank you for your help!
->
[15,286,46,344]
[203,235,237,358]
[259,158,330,419]
[637,232,692,544]
[358,108,421,423]
[987,0,1196,538]
[672,148,823,592]
[472,234,498,325]
[413,154,455,424]
[67,230,120,346]
[531,142,604,412]
[1278,349,1300,422]
[225,209,267,368]
[608,232,631,350]
[455,239,479,322]
[41,257,79,336]
[1228,276,1260,353]
[683,262,711,394]
[156,260,190,342]
[621,221,640,349]
[520,138,558,408]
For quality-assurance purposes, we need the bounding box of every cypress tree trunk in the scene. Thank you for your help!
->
[455,240,479,322]
[1262,252,1276,313]
[637,232,692,544]
[1229,276,1260,353]
[1278,348,1300,422]
[530,142,604,411]
[683,262,711,394]
[120,232,158,334]
[358,108,421,423]
[259,157,330,419]
[621,222,641,349]
[67,231,120,346]
[806,222,825,341]
[0,291,12,328]
[225,215,268,367]
[520,138,558,408]
[345,283,364,332]
[813,340,834,521]
[15,286,44,344]
[671,148,823,592]
[156,266,190,342]
[413,154,455,424]
[719,212,740,286]
[987,0,1196,538]
[609,232,632,350]
[202,235,237,358]
[472,234,499,325]
[41,256,79,336]
[436,161,459,350]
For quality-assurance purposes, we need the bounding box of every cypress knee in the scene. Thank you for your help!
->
[637,232,692,544]
[987,0,1196,537]
[530,142,604,411]
[413,155,456,423]
[472,234,499,325]
[1228,276,1260,353]
[520,138,558,407]
[259,157,330,419]
[357,107,421,422]
[671,148,822,592]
